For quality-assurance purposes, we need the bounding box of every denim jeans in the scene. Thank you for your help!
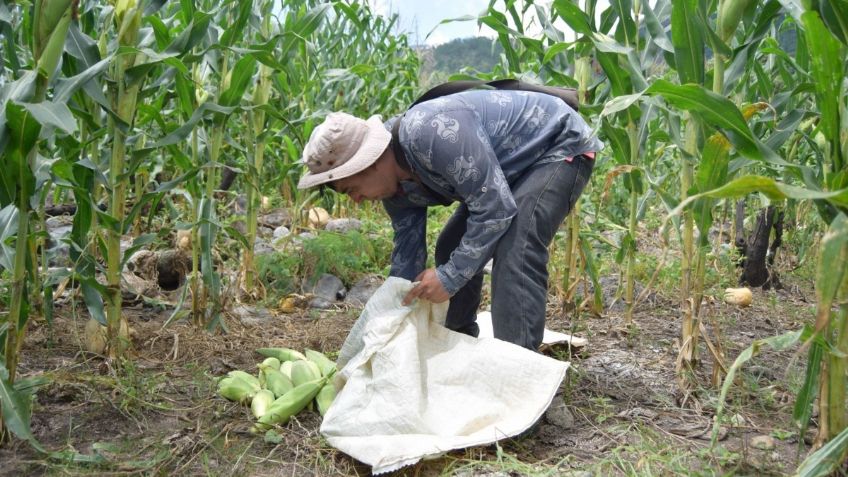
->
[434,155,595,350]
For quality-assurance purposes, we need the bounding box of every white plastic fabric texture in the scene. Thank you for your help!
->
[320,277,569,474]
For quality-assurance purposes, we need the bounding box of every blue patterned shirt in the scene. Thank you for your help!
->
[382,89,602,295]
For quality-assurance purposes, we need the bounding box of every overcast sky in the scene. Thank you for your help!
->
[367,0,611,47]
[367,0,496,46]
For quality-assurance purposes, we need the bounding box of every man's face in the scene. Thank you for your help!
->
[330,164,398,203]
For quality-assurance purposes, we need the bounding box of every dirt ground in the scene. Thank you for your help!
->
[0,269,831,476]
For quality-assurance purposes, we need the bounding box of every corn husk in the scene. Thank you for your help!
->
[251,390,275,418]
[257,347,307,362]
[260,365,294,398]
[280,361,294,381]
[315,383,337,416]
[305,349,337,377]
[253,376,328,431]
[226,370,261,392]
[724,287,753,307]
[291,360,320,387]
[260,357,281,370]
[218,376,257,403]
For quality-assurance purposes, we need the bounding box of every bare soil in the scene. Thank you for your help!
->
[0,271,826,476]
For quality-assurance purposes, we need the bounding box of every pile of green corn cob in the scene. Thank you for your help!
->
[216,347,338,432]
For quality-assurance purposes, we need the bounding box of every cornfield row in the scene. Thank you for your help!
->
[1,0,846,472]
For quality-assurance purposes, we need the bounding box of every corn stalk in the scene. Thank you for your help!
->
[1,0,74,443]
[241,9,274,294]
[103,0,143,358]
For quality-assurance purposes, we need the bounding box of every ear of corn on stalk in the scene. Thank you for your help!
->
[257,347,307,362]
[315,383,337,416]
[251,389,275,418]
[259,365,294,398]
[253,375,330,431]
[305,349,337,376]
[717,0,754,43]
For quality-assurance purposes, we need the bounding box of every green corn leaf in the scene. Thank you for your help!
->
[167,11,213,54]
[120,234,157,269]
[219,55,257,108]
[793,341,822,440]
[671,0,705,85]
[712,328,807,445]
[801,11,845,152]
[280,3,332,58]
[644,80,785,166]
[796,423,848,477]
[0,363,44,451]
[64,22,101,69]
[817,0,848,46]
[815,213,848,327]
[609,0,637,47]
[219,0,253,47]
[81,279,107,326]
[19,101,77,135]
[642,0,674,54]
[552,0,594,36]
[0,204,18,270]
[53,57,112,104]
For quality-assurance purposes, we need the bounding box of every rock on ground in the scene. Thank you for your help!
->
[344,274,384,307]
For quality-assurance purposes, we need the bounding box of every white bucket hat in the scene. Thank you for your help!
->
[297,112,391,189]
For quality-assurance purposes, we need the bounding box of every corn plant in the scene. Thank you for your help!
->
[0,0,76,444]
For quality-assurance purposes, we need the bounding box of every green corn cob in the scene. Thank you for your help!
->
[257,347,307,362]
[315,383,337,416]
[253,376,328,431]
[251,389,275,418]
[305,349,337,377]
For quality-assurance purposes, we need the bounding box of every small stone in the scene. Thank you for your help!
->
[235,195,248,214]
[296,232,316,242]
[309,296,335,310]
[750,435,775,450]
[729,413,746,426]
[273,226,291,240]
[310,274,346,302]
[254,239,274,256]
[345,274,384,307]
[544,400,574,429]
[259,209,291,228]
[230,220,247,236]
[325,218,362,233]
[232,305,274,325]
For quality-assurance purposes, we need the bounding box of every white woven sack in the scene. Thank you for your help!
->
[320,277,569,474]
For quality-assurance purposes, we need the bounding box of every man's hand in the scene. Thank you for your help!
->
[402,268,450,305]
